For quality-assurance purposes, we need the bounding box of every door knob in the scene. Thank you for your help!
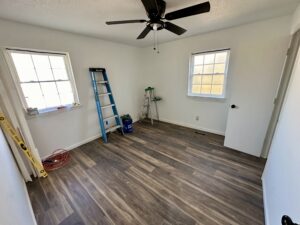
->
[231,104,237,109]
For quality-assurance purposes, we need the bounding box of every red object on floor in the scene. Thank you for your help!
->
[42,149,71,172]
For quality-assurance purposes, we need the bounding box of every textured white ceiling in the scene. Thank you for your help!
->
[0,0,298,47]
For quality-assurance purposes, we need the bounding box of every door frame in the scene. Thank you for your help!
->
[261,30,300,158]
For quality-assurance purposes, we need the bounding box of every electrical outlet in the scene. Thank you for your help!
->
[195,116,199,121]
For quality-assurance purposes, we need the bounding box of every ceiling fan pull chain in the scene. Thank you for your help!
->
[155,31,157,52]
[152,30,159,54]
[153,30,157,51]
[156,32,160,54]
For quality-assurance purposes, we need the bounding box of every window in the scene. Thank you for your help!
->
[188,49,230,98]
[5,49,79,113]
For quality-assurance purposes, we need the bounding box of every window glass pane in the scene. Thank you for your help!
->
[203,65,214,74]
[57,81,72,94]
[200,85,211,94]
[202,75,212,85]
[193,65,203,74]
[215,52,228,63]
[49,56,66,69]
[21,83,45,109]
[194,55,204,65]
[32,55,54,81]
[11,53,34,69]
[36,68,54,81]
[192,85,201,94]
[53,68,68,80]
[17,68,38,82]
[192,76,202,85]
[57,81,74,105]
[204,54,215,64]
[214,64,225,74]
[212,75,224,85]
[60,93,74,105]
[11,53,38,82]
[40,82,61,108]
[211,85,223,95]
[32,55,50,70]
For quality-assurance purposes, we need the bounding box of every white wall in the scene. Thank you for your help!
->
[140,16,291,135]
[291,4,300,34]
[0,128,37,225]
[0,19,142,158]
[262,45,300,225]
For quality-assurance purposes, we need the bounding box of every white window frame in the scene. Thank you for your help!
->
[188,49,230,99]
[3,47,80,114]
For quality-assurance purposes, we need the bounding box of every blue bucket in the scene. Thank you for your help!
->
[121,114,133,133]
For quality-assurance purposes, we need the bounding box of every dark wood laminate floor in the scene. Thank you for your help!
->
[27,121,266,225]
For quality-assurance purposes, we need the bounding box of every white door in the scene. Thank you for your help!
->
[224,45,287,157]
[224,99,270,157]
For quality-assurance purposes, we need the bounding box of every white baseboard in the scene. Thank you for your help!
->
[42,118,140,160]
[159,118,225,136]
[64,134,101,151]
[262,178,270,225]
[41,134,101,160]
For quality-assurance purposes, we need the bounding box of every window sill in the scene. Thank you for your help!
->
[25,104,81,120]
[187,93,227,102]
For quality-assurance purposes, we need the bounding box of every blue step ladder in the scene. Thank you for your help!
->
[89,68,123,143]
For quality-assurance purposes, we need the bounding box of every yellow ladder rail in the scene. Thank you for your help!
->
[0,112,47,178]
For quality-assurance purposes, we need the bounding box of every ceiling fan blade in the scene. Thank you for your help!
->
[141,0,158,15]
[141,0,166,18]
[165,1,210,21]
[137,26,152,39]
[106,20,146,25]
[164,22,186,35]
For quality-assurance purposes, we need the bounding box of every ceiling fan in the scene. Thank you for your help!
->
[106,0,211,39]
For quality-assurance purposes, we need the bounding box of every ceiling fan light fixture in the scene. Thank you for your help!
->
[151,23,162,31]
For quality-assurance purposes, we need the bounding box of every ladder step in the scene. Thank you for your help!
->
[105,125,121,133]
[97,81,108,84]
[101,104,115,109]
[99,92,112,96]
[103,115,118,121]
